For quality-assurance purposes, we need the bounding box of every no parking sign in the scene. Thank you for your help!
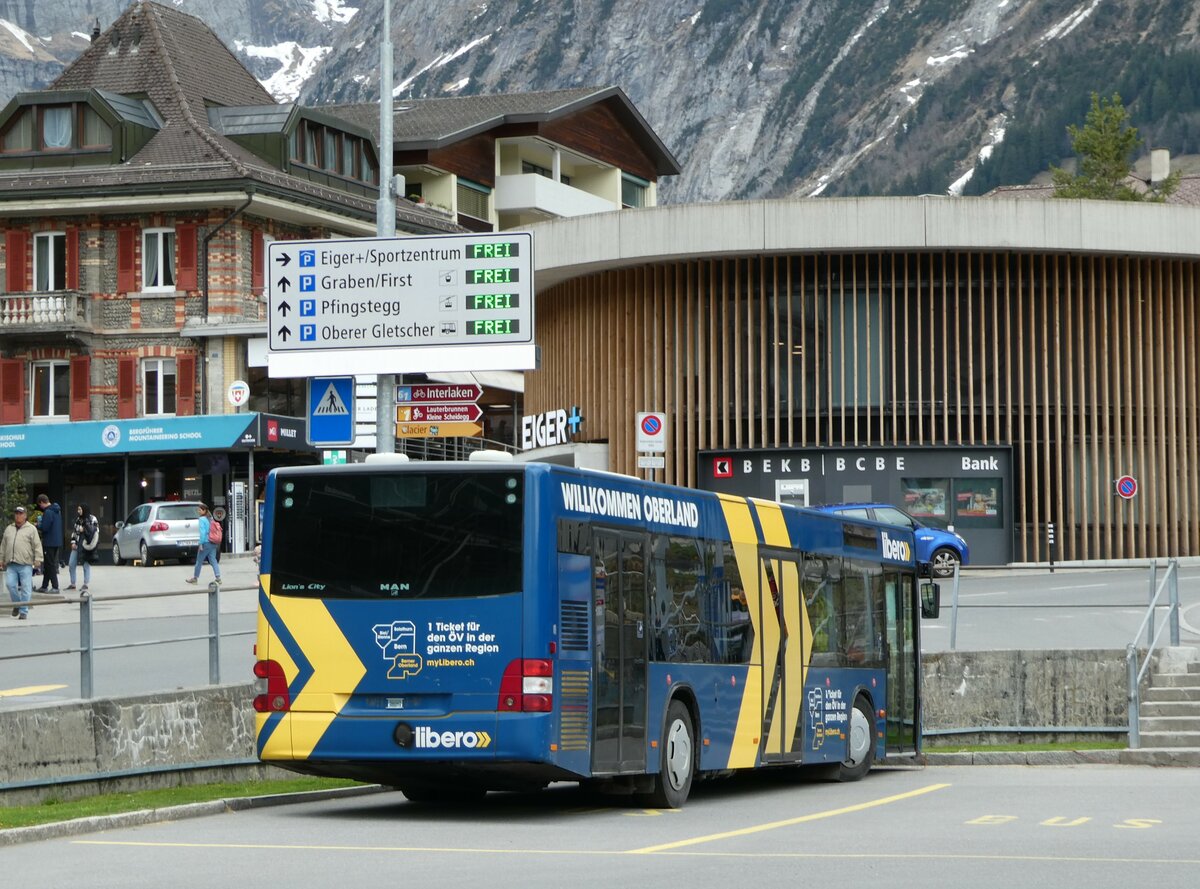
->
[636,412,667,453]
[1115,475,1138,500]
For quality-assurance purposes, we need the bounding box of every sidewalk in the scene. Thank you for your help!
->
[13,553,260,626]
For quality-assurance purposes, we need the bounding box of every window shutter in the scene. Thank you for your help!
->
[117,356,137,419]
[0,358,24,424]
[5,230,28,293]
[176,354,196,416]
[250,230,264,293]
[117,228,136,292]
[66,227,80,291]
[176,223,198,291]
[70,355,90,420]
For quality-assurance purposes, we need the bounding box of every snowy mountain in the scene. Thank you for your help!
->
[0,0,357,104]
[4,0,1200,201]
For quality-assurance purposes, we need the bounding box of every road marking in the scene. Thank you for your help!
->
[627,783,951,853]
[71,840,1200,865]
[1048,584,1107,590]
[0,684,67,698]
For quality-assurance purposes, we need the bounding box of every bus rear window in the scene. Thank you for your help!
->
[270,471,523,599]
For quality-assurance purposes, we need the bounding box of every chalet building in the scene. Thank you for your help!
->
[0,0,457,545]
[331,87,681,232]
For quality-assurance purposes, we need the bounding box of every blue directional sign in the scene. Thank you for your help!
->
[307,376,355,446]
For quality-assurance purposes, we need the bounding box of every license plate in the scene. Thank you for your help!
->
[178,539,199,547]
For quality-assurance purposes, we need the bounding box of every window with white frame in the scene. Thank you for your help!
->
[143,228,175,290]
[143,358,177,415]
[30,360,70,419]
[34,232,66,291]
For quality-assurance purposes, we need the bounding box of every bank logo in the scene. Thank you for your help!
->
[881,531,912,562]
[414,727,492,749]
[713,457,733,478]
[101,424,121,449]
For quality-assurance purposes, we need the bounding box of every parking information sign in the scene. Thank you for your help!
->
[267,233,534,377]
[307,376,355,446]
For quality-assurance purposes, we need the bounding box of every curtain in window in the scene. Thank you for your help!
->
[35,236,49,291]
[144,232,159,286]
[162,231,175,285]
[3,111,32,151]
[82,107,111,147]
[43,107,72,149]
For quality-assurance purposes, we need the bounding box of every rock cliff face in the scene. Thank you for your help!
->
[4,0,1200,201]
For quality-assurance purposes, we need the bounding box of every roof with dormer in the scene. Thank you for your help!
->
[0,0,457,232]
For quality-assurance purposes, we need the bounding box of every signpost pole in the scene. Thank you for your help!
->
[375,0,396,454]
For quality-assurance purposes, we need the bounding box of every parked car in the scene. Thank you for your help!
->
[112,501,205,567]
[814,502,969,577]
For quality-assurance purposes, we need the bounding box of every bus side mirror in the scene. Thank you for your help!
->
[920,581,940,619]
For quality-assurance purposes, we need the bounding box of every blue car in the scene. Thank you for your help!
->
[814,502,969,577]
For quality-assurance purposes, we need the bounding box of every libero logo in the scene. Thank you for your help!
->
[415,727,493,749]
[881,532,912,562]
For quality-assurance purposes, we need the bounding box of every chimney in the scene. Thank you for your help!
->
[91,18,101,42]
[1151,148,1171,185]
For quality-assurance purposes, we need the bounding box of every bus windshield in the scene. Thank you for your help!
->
[269,469,524,600]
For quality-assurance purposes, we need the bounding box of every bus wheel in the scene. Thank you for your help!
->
[644,700,695,808]
[837,696,876,782]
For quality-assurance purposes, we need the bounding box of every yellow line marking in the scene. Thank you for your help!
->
[628,783,951,853]
[69,841,1200,865]
[0,684,67,698]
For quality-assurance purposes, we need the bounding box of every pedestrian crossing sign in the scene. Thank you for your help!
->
[307,376,355,446]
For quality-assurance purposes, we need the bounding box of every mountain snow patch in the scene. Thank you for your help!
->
[312,0,358,24]
[237,41,333,102]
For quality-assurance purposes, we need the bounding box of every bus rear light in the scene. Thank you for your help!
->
[252,659,290,713]
[498,659,554,712]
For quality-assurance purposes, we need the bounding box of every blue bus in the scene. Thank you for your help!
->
[254,457,936,806]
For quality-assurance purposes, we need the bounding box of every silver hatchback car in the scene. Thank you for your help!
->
[112,501,205,566]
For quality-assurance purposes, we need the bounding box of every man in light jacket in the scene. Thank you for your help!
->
[2,505,44,620]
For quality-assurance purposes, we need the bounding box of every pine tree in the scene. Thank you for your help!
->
[1051,93,1180,201]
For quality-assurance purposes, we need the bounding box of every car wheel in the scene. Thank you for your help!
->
[835,695,876,782]
[139,541,152,568]
[930,547,960,578]
[111,541,125,566]
[641,699,695,808]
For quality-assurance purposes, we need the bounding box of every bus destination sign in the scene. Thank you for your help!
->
[266,232,533,355]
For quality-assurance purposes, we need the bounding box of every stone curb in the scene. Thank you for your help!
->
[0,784,387,847]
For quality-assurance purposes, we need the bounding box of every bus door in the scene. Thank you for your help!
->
[592,529,648,774]
[886,572,919,752]
[758,550,804,761]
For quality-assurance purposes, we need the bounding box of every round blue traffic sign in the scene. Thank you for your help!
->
[640,415,662,436]
[1116,475,1138,500]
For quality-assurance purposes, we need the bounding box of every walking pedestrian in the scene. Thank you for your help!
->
[67,503,100,594]
[185,503,222,586]
[35,493,62,592]
[2,505,43,620]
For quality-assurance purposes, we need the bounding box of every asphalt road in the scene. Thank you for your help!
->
[3,765,1197,888]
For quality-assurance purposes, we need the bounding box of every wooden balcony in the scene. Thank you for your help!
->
[0,292,89,332]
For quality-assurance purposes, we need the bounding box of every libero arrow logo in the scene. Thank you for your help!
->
[414,727,492,749]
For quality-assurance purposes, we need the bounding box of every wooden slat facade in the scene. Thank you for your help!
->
[529,251,1200,562]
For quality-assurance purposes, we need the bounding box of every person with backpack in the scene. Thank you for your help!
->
[66,504,100,594]
[185,503,222,586]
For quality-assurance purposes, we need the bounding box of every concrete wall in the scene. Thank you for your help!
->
[0,650,1145,803]
[0,684,261,805]
[922,650,1134,741]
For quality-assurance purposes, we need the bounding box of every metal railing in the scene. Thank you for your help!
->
[0,584,254,699]
[1126,560,1181,748]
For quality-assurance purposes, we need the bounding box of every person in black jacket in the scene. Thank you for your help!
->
[67,504,100,594]
[35,494,62,593]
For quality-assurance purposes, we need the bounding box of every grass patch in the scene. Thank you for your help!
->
[926,740,1126,753]
[0,776,364,830]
